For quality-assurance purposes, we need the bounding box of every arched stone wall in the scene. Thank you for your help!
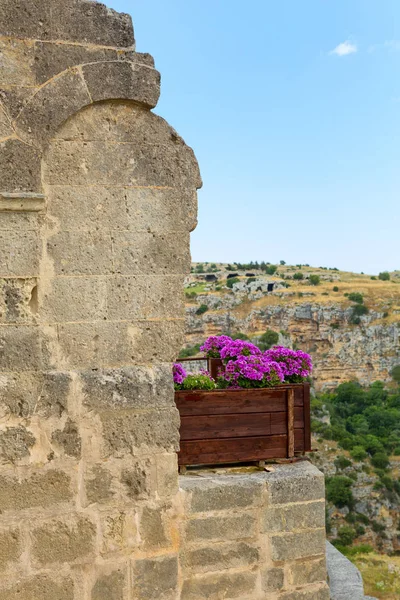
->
[0,2,201,596]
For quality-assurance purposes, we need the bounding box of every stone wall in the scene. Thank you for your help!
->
[0,1,200,597]
[0,1,328,598]
[180,463,329,600]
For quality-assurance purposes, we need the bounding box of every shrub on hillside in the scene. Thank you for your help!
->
[334,455,352,470]
[293,272,304,280]
[226,277,240,288]
[178,344,201,359]
[371,452,390,470]
[379,271,390,281]
[333,286,339,292]
[348,292,363,304]
[326,476,354,508]
[258,329,279,351]
[310,275,320,286]
[196,304,208,315]
[350,446,368,461]
[336,525,356,546]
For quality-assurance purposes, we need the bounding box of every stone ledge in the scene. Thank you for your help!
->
[0,192,45,212]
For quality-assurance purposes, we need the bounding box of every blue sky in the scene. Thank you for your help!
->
[107,0,400,274]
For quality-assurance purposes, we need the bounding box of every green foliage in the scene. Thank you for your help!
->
[280,260,286,265]
[334,455,352,470]
[231,332,250,341]
[391,365,400,383]
[336,525,357,546]
[258,329,279,351]
[246,277,256,284]
[309,274,321,286]
[195,263,204,273]
[371,452,390,470]
[348,292,364,304]
[185,291,198,300]
[350,446,368,461]
[370,276,377,280]
[326,476,354,508]
[379,271,390,281]
[264,264,278,275]
[196,304,208,316]
[333,286,339,292]
[181,374,216,391]
[226,277,240,289]
[371,520,386,533]
[178,344,201,359]
[350,303,369,324]
[293,272,304,280]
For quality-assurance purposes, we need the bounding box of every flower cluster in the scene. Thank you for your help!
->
[220,339,261,360]
[221,354,284,388]
[264,346,313,383]
[200,335,233,358]
[173,362,187,385]
[174,337,312,390]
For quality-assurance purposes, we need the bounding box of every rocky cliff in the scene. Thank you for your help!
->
[183,264,400,390]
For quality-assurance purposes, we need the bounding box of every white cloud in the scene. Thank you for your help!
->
[330,41,358,57]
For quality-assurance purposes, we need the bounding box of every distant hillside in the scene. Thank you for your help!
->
[182,262,400,390]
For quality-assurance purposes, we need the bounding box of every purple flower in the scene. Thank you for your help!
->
[220,354,284,388]
[220,339,261,360]
[173,362,187,385]
[264,346,312,383]
[200,335,233,358]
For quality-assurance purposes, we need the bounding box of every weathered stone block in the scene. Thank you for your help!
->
[263,501,325,533]
[261,567,284,592]
[270,529,326,562]
[41,276,107,322]
[133,555,178,600]
[0,425,35,463]
[91,569,126,600]
[111,232,190,275]
[50,0,134,47]
[106,276,184,320]
[0,1,51,40]
[0,86,36,120]
[46,231,113,276]
[265,462,325,505]
[0,325,41,371]
[51,418,81,458]
[0,230,39,276]
[0,210,41,230]
[100,510,137,555]
[100,408,180,457]
[46,186,128,231]
[0,528,21,570]
[0,106,13,138]
[0,278,37,323]
[0,574,74,600]
[127,319,186,363]
[83,62,160,108]
[85,466,115,505]
[33,42,117,85]
[0,38,35,87]
[0,469,72,511]
[81,365,174,411]
[16,69,90,147]
[180,571,258,600]
[44,139,201,188]
[185,512,257,543]
[278,584,330,600]
[0,370,71,418]
[156,454,179,498]
[31,515,96,566]
[139,506,170,550]
[121,460,152,500]
[124,187,198,233]
[183,541,259,573]
[288,557,327,586]
[180,475,264,514]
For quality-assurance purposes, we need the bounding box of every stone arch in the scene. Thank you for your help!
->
[14,60,160,150]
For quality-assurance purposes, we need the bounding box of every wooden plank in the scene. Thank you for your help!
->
[175,389,287,416]
[303,383,311,452]
[287,388,295,458]
[178,435,288,466]
[271,409,304,434]
[180,413,271,441]
[295,429,305,452]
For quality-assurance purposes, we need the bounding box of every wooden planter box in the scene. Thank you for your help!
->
[175,383,311,467]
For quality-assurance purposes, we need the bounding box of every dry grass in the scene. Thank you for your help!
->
[351,552,400,600]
